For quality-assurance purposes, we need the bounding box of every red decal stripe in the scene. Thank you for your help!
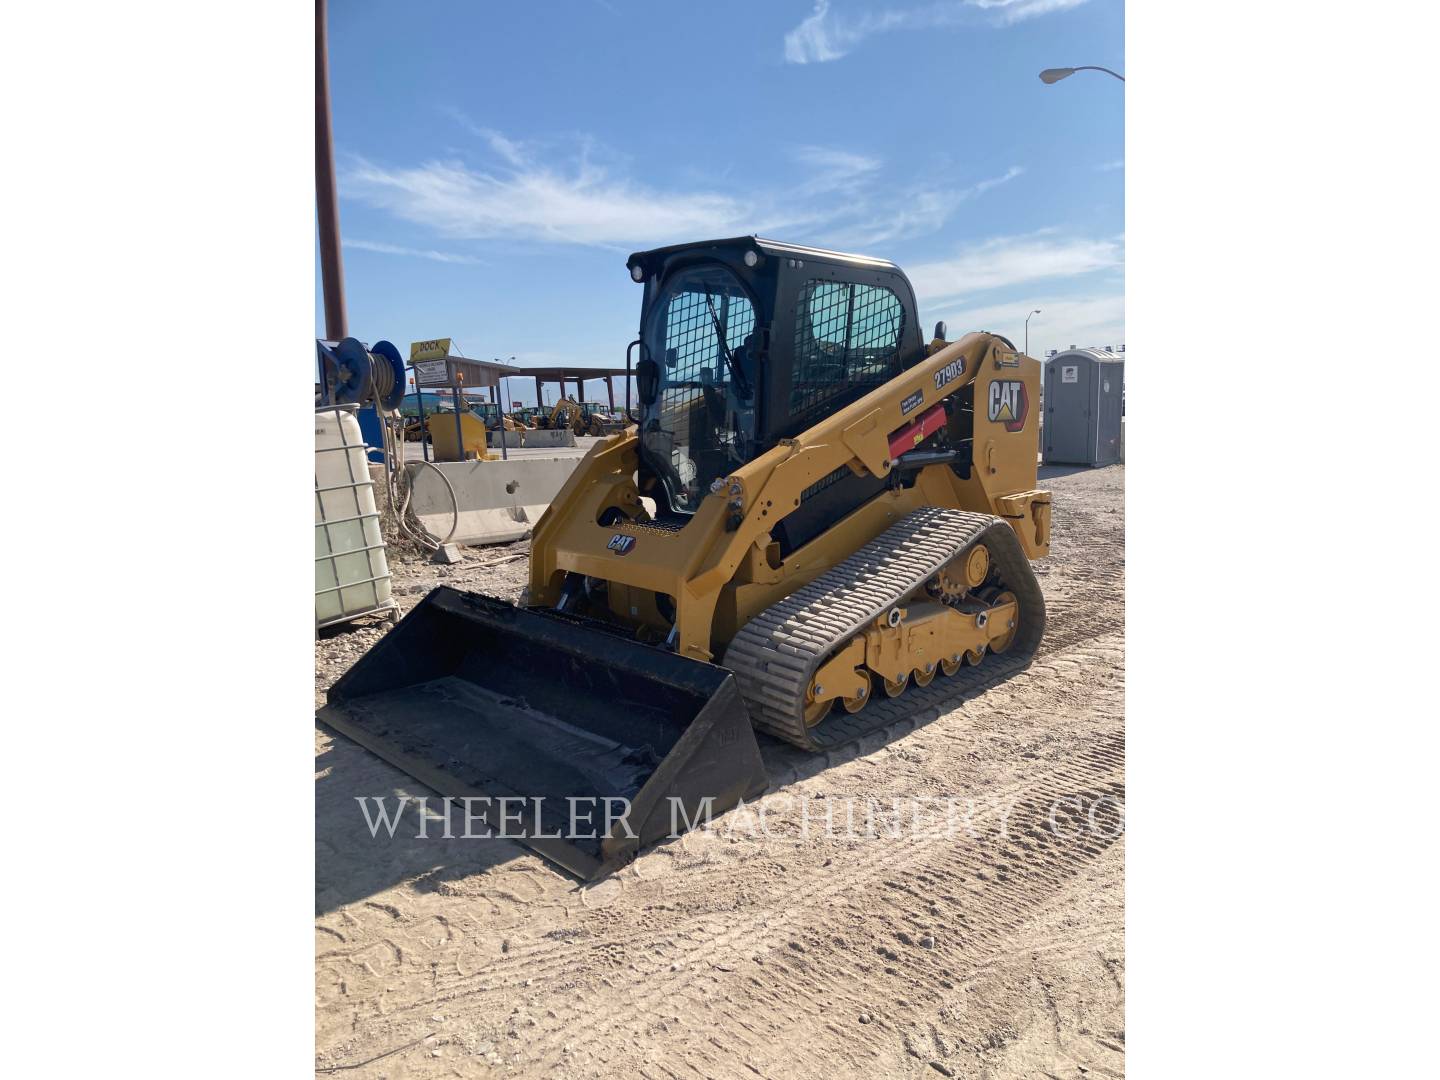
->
[888,402,948,460]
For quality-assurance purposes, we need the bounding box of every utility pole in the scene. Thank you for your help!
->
[316,0,347,340]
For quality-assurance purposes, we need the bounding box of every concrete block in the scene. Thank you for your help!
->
[406,456,584,546]
[521,427,577,448]
[431,542,463,564]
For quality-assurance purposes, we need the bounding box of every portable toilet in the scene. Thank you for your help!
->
[1042,349,1125,466]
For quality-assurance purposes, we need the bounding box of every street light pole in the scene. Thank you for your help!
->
[1039,65,1124,83]
[495,357,516,461]
[1025,309,1041,357]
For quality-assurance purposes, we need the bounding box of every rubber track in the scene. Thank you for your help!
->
[723,506,1047,750]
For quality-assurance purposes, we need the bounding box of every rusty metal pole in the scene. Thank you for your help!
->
[316,0,347,340]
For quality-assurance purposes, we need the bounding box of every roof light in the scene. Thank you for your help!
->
[743,249,759,268]
[629,262,645,283]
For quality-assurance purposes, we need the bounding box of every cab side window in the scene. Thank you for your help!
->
[790,279,904,423]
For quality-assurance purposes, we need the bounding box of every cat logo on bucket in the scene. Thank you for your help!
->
[607,534,637,556]
[987,380,1029,433]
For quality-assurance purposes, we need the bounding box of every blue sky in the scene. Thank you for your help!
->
[320,0,1123,404]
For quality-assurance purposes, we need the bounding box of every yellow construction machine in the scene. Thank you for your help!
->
[575,401,628,437]
[322,237,1050,878]
[507,407,538,431]
[534,396,583,431]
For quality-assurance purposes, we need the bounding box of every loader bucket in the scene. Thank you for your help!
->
[319,587,768,880]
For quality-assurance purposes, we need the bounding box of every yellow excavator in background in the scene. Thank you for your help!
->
[322,237,1051,879]
[535,396,583,432]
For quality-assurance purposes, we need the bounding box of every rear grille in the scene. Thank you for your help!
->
[627,515,689,534]
[801,466,849,502]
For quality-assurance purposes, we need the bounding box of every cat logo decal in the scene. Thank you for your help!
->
[987,380,1029,433]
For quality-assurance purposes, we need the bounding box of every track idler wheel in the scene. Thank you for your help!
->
[841,673,871,713]
[988,589,1019,654]
[803,692,833,728]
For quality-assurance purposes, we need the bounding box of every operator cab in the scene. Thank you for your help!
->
[627,236,924,520]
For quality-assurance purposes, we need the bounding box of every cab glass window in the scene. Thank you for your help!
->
[790,280,904,422]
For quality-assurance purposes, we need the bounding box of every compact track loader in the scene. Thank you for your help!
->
[322,237,1051,879]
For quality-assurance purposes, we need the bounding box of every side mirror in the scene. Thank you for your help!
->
[933,321,947,342]
[636,357,660,406]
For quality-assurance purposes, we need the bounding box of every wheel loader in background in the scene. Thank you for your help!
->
[576,401,628,437]
[321,237,1051,879]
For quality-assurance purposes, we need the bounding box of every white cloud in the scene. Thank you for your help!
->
[907,230,1122,303]
[791,145,883,180]
[789,144,884,201]
[968,0,1090,26]
[1097,159,1125,171]
[784,1,903,64]
[440,108,530,167]
[930,292,1124,355]
[344,121,1025,254]
[343,155,756,249]
[344,238,483,265]
[835,166,1023,247]
[783,0,1091,64]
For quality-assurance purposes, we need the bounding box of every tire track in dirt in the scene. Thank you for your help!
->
[560,755,1124,1078]
[318,644,1120,1027]
[315,642,1124,1073]
[358,637,1123,1075]
[314,466,1126,1077]
[372,636,1122,1016]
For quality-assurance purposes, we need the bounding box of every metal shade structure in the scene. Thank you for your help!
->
[408,341,524,462]
[410,351,522,396]
[525,365,633,410]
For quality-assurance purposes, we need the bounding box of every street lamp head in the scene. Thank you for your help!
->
[1039,67,1074,84]
[1032,309,1042,315]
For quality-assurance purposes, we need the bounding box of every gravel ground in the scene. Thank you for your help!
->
[315,463,1124,1078]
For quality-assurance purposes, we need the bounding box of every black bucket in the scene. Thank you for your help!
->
[319,587,768,879]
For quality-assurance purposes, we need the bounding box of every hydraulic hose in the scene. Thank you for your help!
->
[369,369,460,552]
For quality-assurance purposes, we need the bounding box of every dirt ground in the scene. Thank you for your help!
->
[315,463,1124,1079]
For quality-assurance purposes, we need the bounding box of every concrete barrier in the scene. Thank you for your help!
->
[406,455,583,546]
[488,429,524,449]
[521,427,576,449]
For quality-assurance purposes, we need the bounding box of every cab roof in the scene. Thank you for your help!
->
[627,235,901,274]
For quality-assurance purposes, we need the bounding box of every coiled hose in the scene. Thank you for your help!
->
[367,366,459,552]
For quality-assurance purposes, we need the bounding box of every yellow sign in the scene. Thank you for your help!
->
[410,338,452,362]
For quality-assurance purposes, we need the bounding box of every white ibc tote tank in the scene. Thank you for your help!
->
[315,404,398,628]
